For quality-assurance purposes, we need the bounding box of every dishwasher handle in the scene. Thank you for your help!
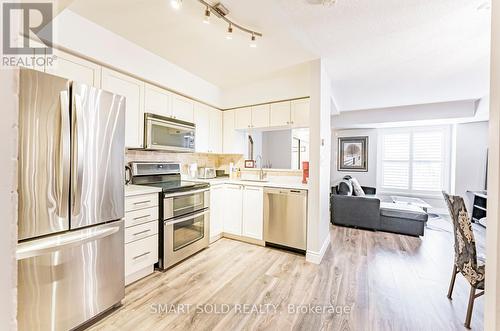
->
[264,188,307,196]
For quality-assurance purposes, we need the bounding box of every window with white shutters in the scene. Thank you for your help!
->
[379,127,449,194]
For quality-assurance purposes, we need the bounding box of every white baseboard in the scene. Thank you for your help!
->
[210,233,223,244]
[306,235,331,264]
[125,265,154,286]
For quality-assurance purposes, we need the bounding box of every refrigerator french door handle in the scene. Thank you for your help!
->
[16,224,121,260]
[58,91,70,219]
[72,94,84,216]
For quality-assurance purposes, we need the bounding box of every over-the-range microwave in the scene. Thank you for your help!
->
[143,113,195,152]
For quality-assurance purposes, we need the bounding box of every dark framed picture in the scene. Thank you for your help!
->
[337,136,368,172]
[244,160,256,168]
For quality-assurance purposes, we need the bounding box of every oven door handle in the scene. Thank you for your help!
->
[164,188,209,198]
[164,210,209,226]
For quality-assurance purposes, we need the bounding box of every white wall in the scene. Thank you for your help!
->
[331,129,378,187]
[331,100,478,129]
[452,121,489,211]
[306,59,332,264]
[485,0,500,327]
[0,69,18,330]
[262,130,292,169]
[47,10,222,107]
[221,62,311,109]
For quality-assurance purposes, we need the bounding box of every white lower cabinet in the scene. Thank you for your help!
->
[242,186,264,240]
[222,184,243,236]
[209,184,264,242]
[209,185,225,241]
[124,192,159,285]
[124,235,158,283]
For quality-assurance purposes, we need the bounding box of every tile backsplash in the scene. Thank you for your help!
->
[125,150,245,175]
[125,150,303,178]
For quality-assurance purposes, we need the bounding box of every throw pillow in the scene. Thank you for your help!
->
[337,179,353,196]
[350,178,365,196]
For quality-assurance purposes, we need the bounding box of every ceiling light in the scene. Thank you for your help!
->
[477,1,491,11]
[249,33,257,48]
[170,0,182,10]
[226,24,233,40]
[203,6,211,24]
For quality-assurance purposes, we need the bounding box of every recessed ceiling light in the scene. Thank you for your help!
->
[170,0,182,10]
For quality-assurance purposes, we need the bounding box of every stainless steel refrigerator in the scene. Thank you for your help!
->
[16,68,126,331]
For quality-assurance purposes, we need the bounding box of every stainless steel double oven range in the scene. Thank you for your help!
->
[130,162,210,270]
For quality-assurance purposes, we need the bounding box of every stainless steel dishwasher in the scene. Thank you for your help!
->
[264,188,307,252]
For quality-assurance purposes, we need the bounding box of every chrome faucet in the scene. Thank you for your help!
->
[255,155,266,180]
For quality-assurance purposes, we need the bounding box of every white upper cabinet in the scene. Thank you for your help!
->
[291,99,309,128]
[194,103,222,153]
[235,107,252,130]
[194,103,210,153]
[46,49,101,87]
[208,107,223,153]
[101,67,145,148]
[270,101,291,127]
[251,104,270,128]
[242,186,264,240]
[223,184,243,236]
[223,110,245,154]
[17,38,45,72]
[144,84,171,118]
[171,95,194,123]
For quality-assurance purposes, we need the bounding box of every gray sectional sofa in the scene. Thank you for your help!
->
[330,178,428,237]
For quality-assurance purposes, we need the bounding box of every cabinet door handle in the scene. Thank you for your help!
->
[133,251,151,260]
[132,229,151,236]
[133,200,151,205]
[133,214,151,221]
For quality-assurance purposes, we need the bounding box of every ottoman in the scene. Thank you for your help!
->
[379,202,428,236]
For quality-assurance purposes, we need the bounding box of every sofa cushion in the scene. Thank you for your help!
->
[350,178,365,196]
[337,179,353,196]
[380,202,428,222]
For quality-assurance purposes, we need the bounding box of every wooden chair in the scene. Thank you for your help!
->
[443,192,485,329]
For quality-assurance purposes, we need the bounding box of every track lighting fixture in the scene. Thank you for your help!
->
[203,6,211,24]
[169,0,263,42]
[170,0,182,10]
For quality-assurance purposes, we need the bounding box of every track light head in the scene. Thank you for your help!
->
[249,33,257,48]
[203,6,211,24]
[226,24,233,40]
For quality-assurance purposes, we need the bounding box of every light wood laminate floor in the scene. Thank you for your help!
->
[88,218,485,331]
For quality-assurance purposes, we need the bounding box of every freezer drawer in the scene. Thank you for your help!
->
[264,188,307,251]
[17,221,125,331]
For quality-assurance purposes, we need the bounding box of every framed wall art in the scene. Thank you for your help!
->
[337,136,368,172]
